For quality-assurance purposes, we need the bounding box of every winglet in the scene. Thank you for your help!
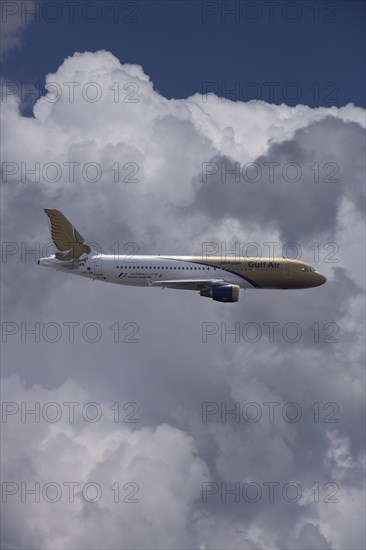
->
[44,209,91,261]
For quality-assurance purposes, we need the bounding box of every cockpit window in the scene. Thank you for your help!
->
[302,266,316,272]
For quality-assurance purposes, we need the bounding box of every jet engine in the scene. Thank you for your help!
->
[200,284,240,303]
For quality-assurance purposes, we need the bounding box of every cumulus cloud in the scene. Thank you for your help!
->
[192,117,365,242]
[1,50,365,549]
[1,376,210,550]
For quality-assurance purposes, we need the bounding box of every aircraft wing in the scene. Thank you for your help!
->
[150,279,226,291]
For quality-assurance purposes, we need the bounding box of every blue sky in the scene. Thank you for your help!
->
[1,2,365,549]
[2,0,365,108]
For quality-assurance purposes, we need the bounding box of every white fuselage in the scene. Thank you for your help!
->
[39,255,247,287]
[38,209,327,302]
[38,253,327,291]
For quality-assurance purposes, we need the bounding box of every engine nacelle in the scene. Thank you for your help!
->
[200,284,240,303]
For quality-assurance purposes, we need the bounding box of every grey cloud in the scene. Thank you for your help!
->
[277,523,332,550]
[191,118,365,242]
[1,51,365,549]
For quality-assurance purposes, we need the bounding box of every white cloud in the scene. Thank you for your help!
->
[1,50,365,549]
[1,375,210,550]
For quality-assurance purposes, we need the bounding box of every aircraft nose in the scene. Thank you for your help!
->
[317,273,326,286]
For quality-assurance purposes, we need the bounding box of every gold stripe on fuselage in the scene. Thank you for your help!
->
[162,257,325,289]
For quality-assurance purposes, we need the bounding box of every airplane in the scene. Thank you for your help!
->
[38,209,326,303]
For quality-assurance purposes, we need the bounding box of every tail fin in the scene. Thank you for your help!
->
[44,209,91,261]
